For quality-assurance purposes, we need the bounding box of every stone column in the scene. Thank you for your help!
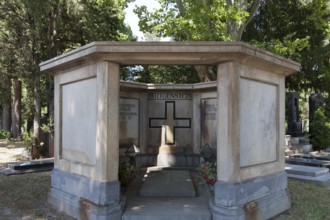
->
[95,61,120,182]
[210,61,290,220]
[48,61,122,220]
[216,62,241,183]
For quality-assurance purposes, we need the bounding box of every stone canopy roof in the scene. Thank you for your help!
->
[40,41,300,76]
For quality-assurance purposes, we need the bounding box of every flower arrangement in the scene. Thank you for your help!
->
[119,162,138,187]
[200,162,217,184]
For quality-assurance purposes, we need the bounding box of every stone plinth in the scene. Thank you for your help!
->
[40,42,300,220]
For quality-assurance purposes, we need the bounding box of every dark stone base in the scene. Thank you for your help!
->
[48,168,123,219]
[209,171,290,220]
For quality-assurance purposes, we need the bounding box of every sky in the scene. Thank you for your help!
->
[124,0,171,41]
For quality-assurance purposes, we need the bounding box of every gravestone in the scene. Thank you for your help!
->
[148,92,193,166]
[287,92,303,137]
[309,93,324,127]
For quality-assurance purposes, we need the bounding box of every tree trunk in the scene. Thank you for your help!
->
[48,97,54,157]
[11,79,22,138]
[194,65,215,82]
[2,104,11,132]
[32,73,41,159]
[2,78,12,132]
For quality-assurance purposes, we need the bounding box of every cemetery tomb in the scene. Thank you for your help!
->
[119,81,217,167]
[40,42,300,220]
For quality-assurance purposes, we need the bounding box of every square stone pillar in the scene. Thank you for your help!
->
[211,61,289,219]
[48,61,122,219]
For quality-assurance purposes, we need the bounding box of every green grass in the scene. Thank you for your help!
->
[277,180,330,220]
[0,172,73,219]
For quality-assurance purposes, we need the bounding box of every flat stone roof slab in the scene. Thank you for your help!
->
[40,42,300,76]
[139,170,196,197]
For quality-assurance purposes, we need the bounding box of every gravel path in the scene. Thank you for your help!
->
[0,140,30,165]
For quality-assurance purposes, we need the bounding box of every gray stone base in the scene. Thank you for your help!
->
[49,168,123,219]
[209,171,290,220]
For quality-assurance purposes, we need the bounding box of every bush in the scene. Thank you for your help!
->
[118,162,138,187]
[310,107,330,150]
[0,130,10,139]
[200,162,217,184]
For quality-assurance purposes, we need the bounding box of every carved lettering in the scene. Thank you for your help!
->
[119,103,138,121]
[148,92,192,100]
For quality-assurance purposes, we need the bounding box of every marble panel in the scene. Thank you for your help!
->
[61,77,97,165]
[240,78,277,167]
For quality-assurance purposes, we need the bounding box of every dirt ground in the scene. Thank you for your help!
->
[0,139,75,220]
[0,139,30,166]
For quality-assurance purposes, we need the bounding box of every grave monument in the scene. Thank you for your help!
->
[309,93,324,127]
[287,92,303,137]
[40,42,300,219]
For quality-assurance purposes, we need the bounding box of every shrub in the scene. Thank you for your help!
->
[118,162,138,187]
[200,162,217,184]
[310,107,330,150]
[0,130,10,139]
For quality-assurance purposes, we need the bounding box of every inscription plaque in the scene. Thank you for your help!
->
[119,98,139,145]
[201,99,217,149]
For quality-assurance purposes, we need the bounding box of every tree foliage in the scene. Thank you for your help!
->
[310,107,330,150]
[133,0,261,82]
[134,0,261,41]
[0,0,133,156]
[243,0,330,94]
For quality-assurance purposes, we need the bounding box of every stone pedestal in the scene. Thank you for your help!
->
[213,61,292,219]
[210,172,290,220]
[48,169,122,219]
[45,61,122,219]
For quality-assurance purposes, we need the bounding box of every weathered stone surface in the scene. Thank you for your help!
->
[285,164,329,177]
[124,170,211,220]
[210,172,290,220]
[139,170,196,197]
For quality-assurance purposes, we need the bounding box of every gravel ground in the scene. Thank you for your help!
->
[0,140,30,165]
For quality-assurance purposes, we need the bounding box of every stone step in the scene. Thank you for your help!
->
[287,173,330,187]
[285,157,330,168]
[139,170,196,197]
[285,164,329,177]
[123,202,211,220]
[123,169,211,220]
[0,158,54,176]
[7,158,54,170]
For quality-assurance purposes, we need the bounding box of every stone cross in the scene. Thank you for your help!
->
[149,101,191,145]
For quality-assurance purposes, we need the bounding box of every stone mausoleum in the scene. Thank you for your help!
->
[40,42,300,219]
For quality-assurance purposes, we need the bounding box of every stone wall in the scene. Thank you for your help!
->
[119,82,217,166]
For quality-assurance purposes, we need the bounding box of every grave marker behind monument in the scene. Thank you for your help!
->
[287,92,302,137]
[309,93,324,127]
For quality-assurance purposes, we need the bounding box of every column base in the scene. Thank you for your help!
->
[49,168,123,219]
[210,171,290,220]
